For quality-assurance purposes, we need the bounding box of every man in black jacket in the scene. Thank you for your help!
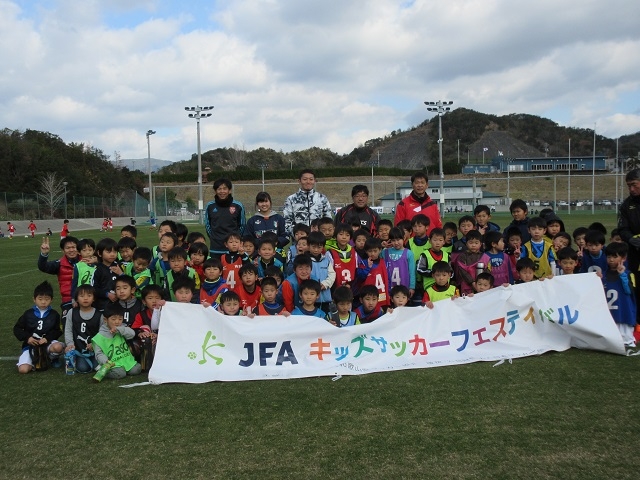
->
[334,185,381,236]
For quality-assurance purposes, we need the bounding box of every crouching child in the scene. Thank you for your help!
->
[92,302,142,379]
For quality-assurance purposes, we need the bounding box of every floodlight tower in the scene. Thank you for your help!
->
[424,100,453,216]
[146,130,156,217]
[185,105,214,223]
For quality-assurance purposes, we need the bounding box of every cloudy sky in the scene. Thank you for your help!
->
[2,0,639,163]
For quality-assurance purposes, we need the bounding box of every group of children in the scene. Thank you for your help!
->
[15,197,638,377]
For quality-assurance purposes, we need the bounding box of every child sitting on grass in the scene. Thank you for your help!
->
[92,301,142,380]
[64,285,101,373]
[14,281,63,374]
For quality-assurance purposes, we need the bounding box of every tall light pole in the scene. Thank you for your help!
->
[592,123,596,215]
[146,130,155,218]
[567,138,571,215]
[425,100,453,216]
[63,181,68,218]
[506,158,510,206]
[260,164,268,191]
[185,105,214,224]
[371,162,375,208]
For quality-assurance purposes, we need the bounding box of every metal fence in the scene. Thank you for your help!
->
[1,171,625,222]
[0,190,151,221]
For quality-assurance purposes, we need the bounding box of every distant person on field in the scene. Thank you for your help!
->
[283,169,332,238]
[7,221,16,239]
[28,220,37,238]
[61,219,70,239]
[393,171,442,234]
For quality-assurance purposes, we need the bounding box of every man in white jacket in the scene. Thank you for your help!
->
[283,169,332,238]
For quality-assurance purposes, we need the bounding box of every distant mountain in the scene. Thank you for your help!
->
[372,108,640,170]
[153,108,640,175]
[117,158,174,173]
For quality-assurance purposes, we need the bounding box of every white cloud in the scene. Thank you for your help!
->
[0,0,639,163]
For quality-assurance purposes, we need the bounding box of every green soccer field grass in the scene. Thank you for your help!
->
[1,213,639,478]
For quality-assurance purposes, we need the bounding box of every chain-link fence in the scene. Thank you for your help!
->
[1,172,624,222]
[0,190,150,221]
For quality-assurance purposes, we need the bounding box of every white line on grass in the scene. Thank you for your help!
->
[0,356,19,361]
[0,268,38,280]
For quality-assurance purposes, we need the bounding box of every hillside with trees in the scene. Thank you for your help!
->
[158,108,640,178]
[0,128,146,195]
[2,110,640,196]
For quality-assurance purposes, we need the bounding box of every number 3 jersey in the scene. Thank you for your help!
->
[13,305,62,349]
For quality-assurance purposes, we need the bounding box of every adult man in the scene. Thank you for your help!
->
[334,185,381,236]
[394,171,442,234]
[283,169,332,237]
[618,168,640,322]
[37,235,79,317]
[204,178,246,258]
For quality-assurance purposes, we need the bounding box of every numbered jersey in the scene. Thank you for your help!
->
[604,272,637,327]
[383,248,411,289]
[120,299,144,328]
[361,259,389,307]
[328,247,358,287]
[70,307,102,351]
[523,239,555,279]
[221,254,245,290]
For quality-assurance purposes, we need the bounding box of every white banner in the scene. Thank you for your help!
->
[149,274,625,384]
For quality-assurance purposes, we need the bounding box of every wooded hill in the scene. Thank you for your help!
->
[0,128,146,195]
[158,108,640,177]
[2,109,640,194]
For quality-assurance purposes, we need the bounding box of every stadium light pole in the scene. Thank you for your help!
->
[425,100,453,217]
[146,130,155,218]
[63,181,68,218]
[260,163,268,191]
[567,138,571,215]
[592,123,596,215]
[185,105,214,224]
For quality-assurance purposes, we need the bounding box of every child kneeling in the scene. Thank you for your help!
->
[92,302,142,379]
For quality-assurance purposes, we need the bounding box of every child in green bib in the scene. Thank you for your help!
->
[92,302,141,380]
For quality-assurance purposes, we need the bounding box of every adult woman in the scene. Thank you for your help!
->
[245,192,289,249]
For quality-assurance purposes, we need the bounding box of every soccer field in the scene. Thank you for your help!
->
[1,215,639,478]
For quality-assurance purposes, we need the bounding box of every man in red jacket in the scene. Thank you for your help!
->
[394,172,442,235]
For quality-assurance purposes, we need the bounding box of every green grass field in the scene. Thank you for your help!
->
[1,212,639,479]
